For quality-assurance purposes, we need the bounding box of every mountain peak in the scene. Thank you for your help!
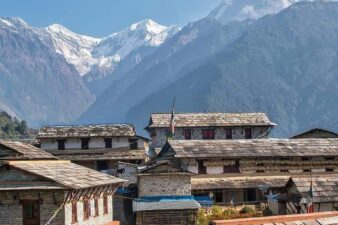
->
[129,19,168,34]
[0,17,29,28]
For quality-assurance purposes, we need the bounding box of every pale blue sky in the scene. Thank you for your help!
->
[0,0,221,37]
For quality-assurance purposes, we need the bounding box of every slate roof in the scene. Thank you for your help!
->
[0,140,56,160]
[291,128,338,139]
[37,124,135,138]
[147,112,276,128]
[133,196,201,212]
[287,175,338,203]
[48,148,147,161]
[192,175,290,190]
[162,139,338,159]
[5,160,125,190]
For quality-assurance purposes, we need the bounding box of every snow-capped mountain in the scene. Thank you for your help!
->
[208,0,300,24]
[44,19,180,77]
[0,17,94,126]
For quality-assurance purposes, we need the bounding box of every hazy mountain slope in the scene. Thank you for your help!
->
[126,1,338,136]
[80,18,249,124]
[0,18,94,127]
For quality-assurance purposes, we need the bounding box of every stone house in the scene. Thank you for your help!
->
[156,138,338,207]
[291,128,338,139]
[145,112,276,149]
[37,124,150,172]
[0,140,125,225]
[133,160,200,225]
[279,175,338,214]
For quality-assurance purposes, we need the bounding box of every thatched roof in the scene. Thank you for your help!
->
[160,139,338,159]
[38,124,135,138]
[147,112,276,129]
[0,140,56,160]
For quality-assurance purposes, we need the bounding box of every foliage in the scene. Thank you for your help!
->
[263,207,273,216]
[240,206,255,214]
[0,111,32,139]
[197,209,208,225]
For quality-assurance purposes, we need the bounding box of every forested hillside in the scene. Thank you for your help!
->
[0,111,33,139]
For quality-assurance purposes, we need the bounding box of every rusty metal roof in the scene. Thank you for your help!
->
[37,124,135,138]
[163,139,338,159]
[5,160,125,189]
[0,140,56,160]
[148,112,276,128]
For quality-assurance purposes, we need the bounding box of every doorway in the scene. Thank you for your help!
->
[23,200,40,225]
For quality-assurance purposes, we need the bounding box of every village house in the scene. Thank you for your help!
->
[132,160,200,225]
[145,112,276,149]
[278,175,338,214]
[37,124,149,172]
[154,138,338,209]
[0,140,126,225]
[291,128,338,139]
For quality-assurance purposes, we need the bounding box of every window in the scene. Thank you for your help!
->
[184,129,192,140]
[81,138,90,149]
[71,201,77,223]
[303,169,310,172]
[214,191,223,203]
[326,168,334,172]
[202,129,215,140]
[223,165,239,173]
[197,160,206,174]
[94,198,99,217]
[103,194,108,214]
[97,160,108,171]
[104,138,112,148]
[245,128,252,139]
[57,139,66,150]
[225,128,233,139]
[129,139,138,150]
[83,199,90,220]
[280,169,289,173]
[245,188,257,202]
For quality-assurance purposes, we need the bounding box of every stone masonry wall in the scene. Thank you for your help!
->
[0,190,65,225]
[151,126,270,148]
[0,191,114,225]
[138,175,191,197]
[64,193,113,225]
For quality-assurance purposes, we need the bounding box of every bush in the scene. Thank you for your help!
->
[197,209,208,225]
[263,207,273,216]
[210,205,223,218]
[240,206,255,214]
[223,208,239,218]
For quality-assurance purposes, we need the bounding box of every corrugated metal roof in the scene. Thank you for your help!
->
[133,197,201,212]
[148,112,275,128]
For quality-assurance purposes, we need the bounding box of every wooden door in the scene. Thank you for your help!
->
[23,200,40,225]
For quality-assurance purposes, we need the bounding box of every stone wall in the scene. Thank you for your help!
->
[138,174,191,197]
[0,190,65,225]
[0,190,114,225]
[151,126,270,148]
[64,193,113,225]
